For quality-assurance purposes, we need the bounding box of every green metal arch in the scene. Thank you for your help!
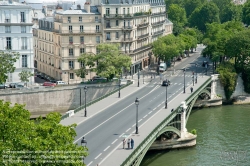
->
[157,126,181,138]
[186,89,211,124]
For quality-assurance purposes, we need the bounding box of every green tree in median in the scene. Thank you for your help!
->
[0,51,19,84]
[18,70,33,86]
[0,100,88,165]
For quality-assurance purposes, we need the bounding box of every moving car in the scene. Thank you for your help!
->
[56,81,66,85]
[159,63,167,72]
[43,82,56,87]
[162,80,170,86]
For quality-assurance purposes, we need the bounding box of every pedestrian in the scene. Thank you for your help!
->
[190,87,193,93]
[127,138,130,149]
[122,138,126,149]
[131,138,134,149]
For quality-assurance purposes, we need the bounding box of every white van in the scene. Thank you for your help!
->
[56,81,66,85]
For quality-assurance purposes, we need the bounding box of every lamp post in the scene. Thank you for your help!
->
[192,71,194,86]
[118,73,121,98]
[138,64,140,87]
[84,86,87,117]
[135,98,139,134]
[195,63,197,84]
[165,79,170,109]
[183,68,186,93]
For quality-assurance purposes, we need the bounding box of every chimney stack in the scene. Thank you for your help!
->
[84,2,90,13]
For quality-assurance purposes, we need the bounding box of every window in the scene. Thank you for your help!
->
[116,20,119,26]
[22,55,27,67]
[69,36,73,43]
[5,26,11,33]
[106,32,111,40]
[70,73,74,79]
[80,36,84,43]
[69,61,74,69]
[127,8,130,14]
[69,48,74,56]
[80,25,84,32]
[96,25,100,32]
[4,11,10,23]
[69,25,72,32]
[21,37,27,50]
[80,48,85,54]
[6,37,11,49]
[20,12,25,22]
[96,36,100,43]
[79,16,82,22]
[106,8,110,16]
[106,20,110,28]
[68,17,71,23]
[116,8,118,14]
[95,16,99,22]
[116,32,119,39]
[21,26,26,33]
[80,61,84,68]
[123,8,125,14]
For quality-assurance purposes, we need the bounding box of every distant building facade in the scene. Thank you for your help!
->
[34,0,173,83]
[0,0,34,84]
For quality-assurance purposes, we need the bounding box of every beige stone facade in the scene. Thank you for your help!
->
[34,1,173,83]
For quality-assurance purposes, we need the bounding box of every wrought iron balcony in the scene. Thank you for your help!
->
[137,33,149,40]
[152,20,165,26]
[137,22,149,28]
[152,30,164,36]
[122,38,133,42]
[132,44,152,53]
[104,14,133,19]
[122,26,132,30]
[133,12,150,17]
[151,12,165,16]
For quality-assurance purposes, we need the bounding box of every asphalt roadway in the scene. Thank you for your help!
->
[67,46,210,166]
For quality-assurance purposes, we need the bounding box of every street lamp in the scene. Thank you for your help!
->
[118,73,121,98]
[135,97,139,134]
[138,64,140,87]
[195,63,198,84]
[84,86,87,117]
[165,79,170,109]
[183,68,186,93]
[192,71,194,86]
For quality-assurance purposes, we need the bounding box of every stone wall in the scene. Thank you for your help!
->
[0,83,118,118]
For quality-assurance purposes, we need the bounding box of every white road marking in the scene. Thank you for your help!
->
[104,146,110,152]
[143,115,147,118]
[119,133,124,138]
[138,119,142,122]
[148,111,152,114]
[111,139,117,144]
[126,128,131,132]
[95,153,102,159]
[87,161,93,166]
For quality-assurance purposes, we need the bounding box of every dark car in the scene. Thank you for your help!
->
[92,76,107,82]
[0,84,7,89]
[202,61,208,67]
[162,80,170,86]
[9,83,17,88]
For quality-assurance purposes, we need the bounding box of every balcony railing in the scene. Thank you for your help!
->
[5,31,11,33]
[104,14,133,19]
[56,30,102,34]
[106,24,111,28]
[153,30,164,36]
[137,33,149,40]
[95,19,101,23]
[106,38,111,41]
[20,19,26,23]
[152,12,165,16]
[152,20,165,26]
[54,18,63,23]
[69,42,73,44]
[5,19,11,23]
[122,38,133,42]
[122,26,132,30]
[21,46,27,50]
[133,44,152,53]
[133,12,150,17]
[137,22,149,28]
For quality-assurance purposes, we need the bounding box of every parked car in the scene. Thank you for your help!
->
[43,82,56,87]
[162,80,170,86]
[56,81,66,85]
[0,84,7,89]
[9,83,17,88]
[92,76,107,82]
[16,84,24,88]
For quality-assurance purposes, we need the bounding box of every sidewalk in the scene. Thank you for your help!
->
[60,79,149,126]
[100,75,211,166]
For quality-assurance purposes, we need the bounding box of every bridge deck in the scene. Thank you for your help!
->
[100,76,211,166]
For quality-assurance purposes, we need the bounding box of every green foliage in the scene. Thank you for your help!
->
[78,44,131,80]
[18,70,33,84]
[168,4,187,36]
[183,0,202,18]
[0,100,88,165]
[76,52,96,80]
[242,2,250,25]
[216,62,237,100]
[188,2,220,32]
[0,51,19,84]
[190,129,197,135]
[220,3,243,23]
[242,67,250,93]
[165,0,184,10]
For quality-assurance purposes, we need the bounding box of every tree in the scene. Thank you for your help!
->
[242,2,250,25]
[183,0,202,18]
[77,44,132,80]
[220,3,242,23]
[18,70,33,86]
[0,51,19,84]
[0,100,88,165]
[168,4,187,35]
[188,2,220,32]
[165,0,184,10]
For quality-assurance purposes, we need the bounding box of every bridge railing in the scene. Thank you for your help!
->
[61,80,133,120]
[121,76,212,166]
[185,77,212,104]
